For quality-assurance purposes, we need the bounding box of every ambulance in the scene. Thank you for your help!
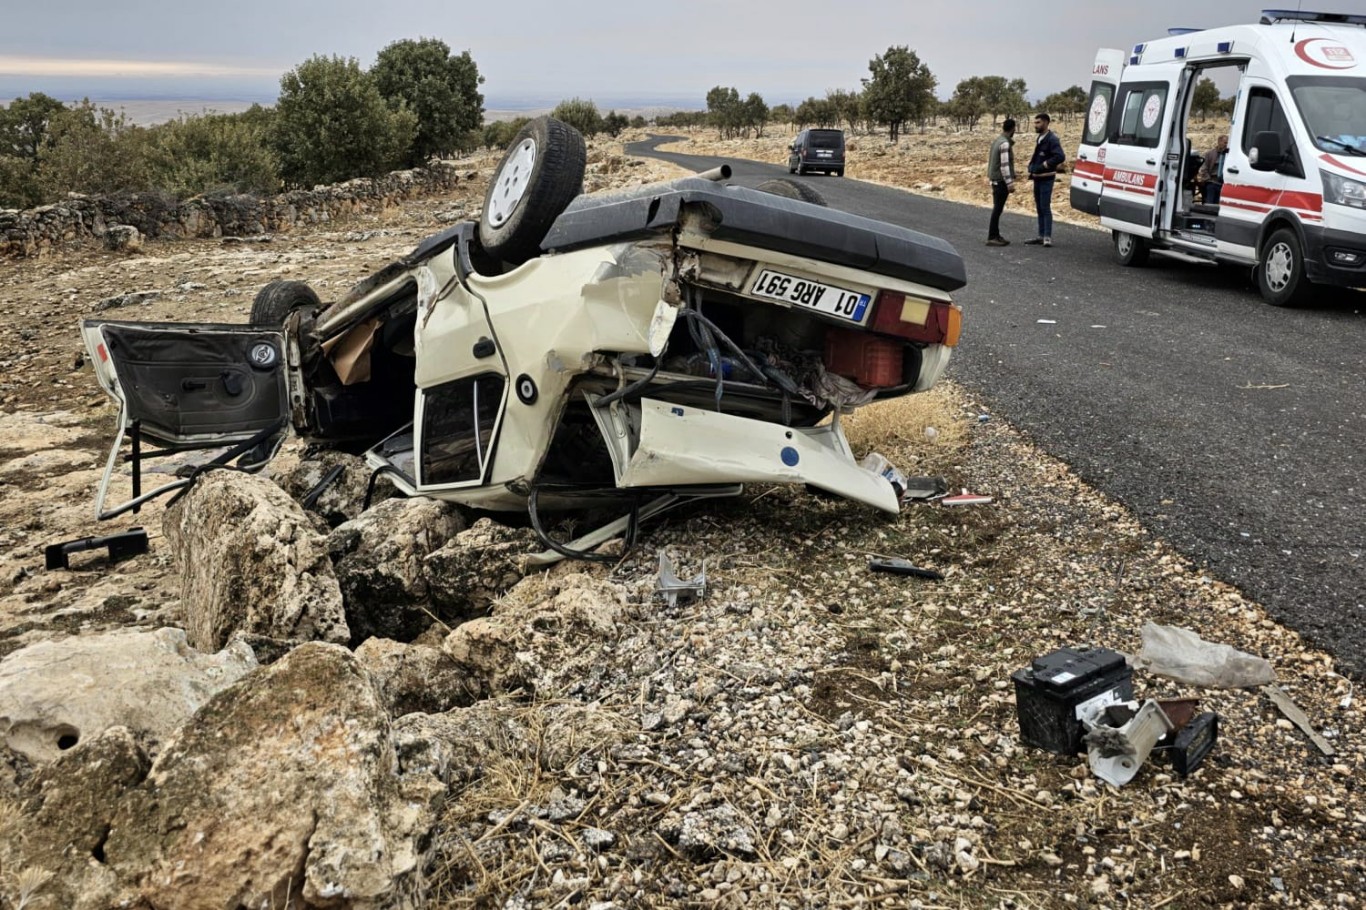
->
[1071,9,1366,306]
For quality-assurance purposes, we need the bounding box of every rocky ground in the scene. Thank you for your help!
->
[0,127,1360,909]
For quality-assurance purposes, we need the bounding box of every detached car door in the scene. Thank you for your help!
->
[82,320,290,446]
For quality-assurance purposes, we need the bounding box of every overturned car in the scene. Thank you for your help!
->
[81,118,966,560]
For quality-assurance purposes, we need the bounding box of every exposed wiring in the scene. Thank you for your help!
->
[527,485,641,563]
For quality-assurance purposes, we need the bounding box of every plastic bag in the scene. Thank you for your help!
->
[1135,623,1275,689]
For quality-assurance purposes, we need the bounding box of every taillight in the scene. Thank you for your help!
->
[868,291,962,347]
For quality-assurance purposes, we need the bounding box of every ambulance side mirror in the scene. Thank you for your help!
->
[1249,131,1284,171]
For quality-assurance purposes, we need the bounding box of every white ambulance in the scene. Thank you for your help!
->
[1071,9,1366,306]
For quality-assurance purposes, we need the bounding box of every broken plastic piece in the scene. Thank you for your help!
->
[1168,711,1219,776]
[45,527,149,570]
[655,551,706,607]
[1263,683,1336,756]
[901,476,949,502]
[868,558,943,580]
[1085,699,1174,787]
[859,452,907,498]
[941,490,993,506]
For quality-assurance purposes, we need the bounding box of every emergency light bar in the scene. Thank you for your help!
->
[1168,28,1202,36]
[1260,9,1366,27]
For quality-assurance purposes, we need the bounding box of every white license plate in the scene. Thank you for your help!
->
[749,269,871,322]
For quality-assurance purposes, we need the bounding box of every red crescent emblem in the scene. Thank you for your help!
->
[1295,38,1356,70]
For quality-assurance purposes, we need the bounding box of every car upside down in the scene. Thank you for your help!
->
[80,117,966,562]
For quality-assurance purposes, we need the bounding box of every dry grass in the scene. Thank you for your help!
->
[840,385,972,471]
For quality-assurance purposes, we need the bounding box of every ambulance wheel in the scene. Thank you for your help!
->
[479,116,586,265]
[1257,227,1312,307]
[1113,231,1150,267]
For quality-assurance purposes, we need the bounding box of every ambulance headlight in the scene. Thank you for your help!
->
[1322,170,1366,209]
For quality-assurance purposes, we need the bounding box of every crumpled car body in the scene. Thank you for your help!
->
[81,170,966,548]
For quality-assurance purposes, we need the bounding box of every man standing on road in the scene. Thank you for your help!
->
[1199,134,1229,205]
[986,118,1016,246]
[1025,113,1065,247]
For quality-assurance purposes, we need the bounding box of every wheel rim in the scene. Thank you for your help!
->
[1264,241,1294,293]
[1117,234,1134,256]
[487,138,537,228]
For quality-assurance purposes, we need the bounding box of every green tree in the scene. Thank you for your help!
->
[1040,85,1087,122]
[143,110,280,197]
[968,76,1028,125]
[861,46,937,141]
[483,116,530,150]
[273,55,416,188]
[826,89,862,132]
[36,100,150,198]
[551,97,603,136]
[0,92,69,206]
[795,96,838,128]
[1191,78,1222,121]
[706,85,742,138]
[602,110,630,137]
[742,92,769,138]
[372,38,484,163]
[947,78,989,130]
[769,103,795,130]
[629,115,648,129]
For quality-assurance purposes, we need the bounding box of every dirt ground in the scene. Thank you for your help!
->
[0,126,1360,909]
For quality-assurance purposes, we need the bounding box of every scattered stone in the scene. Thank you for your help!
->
[280,450,397,528]
[163,471,349,651]
[424,518,539,616]
[102,224,142,252]
[92,289,160,312]
[327,497,465,643]
[355,638,479,717]
[0,627,256,763]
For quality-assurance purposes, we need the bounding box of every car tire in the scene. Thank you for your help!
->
[479,116,586,265]
[788,159,797,175]
[1113,231,1150,267]
[755,178,828,207]
[795,162,805,176]
[1257,227,1313,307]
[836,168,845,177]
[251,280,321,327]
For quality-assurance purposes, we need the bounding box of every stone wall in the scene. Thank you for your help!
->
[0,162,465,259]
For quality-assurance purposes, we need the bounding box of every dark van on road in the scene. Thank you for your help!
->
[788,128,845,176]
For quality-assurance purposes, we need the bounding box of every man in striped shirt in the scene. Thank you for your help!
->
[986,118,1016,246]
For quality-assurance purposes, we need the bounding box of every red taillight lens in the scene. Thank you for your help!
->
[869,291,962,347]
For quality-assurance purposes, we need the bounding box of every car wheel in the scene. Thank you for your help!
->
[836,168,845,177]
[479,116,586,265]
[788,158,797,175]
[795,162,805,176]
[1257,227,1312,307]
[755,178,828,207]
[1113,231,1150,267]
[251,280,321,327]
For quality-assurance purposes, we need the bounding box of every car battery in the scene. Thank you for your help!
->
[823,327,903,388]
[1012,646,1134,754]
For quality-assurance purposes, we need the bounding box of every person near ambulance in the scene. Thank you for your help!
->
[986,118,1017,246]
[1026,113,1066,247]
[1197,135,1229,205]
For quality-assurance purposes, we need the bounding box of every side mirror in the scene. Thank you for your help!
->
[1249,131,1283,171]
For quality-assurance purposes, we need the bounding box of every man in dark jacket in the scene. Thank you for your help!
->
[1025,113,1065,247]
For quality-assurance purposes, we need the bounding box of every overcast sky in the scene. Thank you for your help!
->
[0,0,1274,109]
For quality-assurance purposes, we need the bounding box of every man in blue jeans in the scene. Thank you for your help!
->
[1025,113,1066,247]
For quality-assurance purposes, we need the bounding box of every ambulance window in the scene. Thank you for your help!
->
[1083,81,1115,145]
[1241,87,1292,152]
[1112,83,1168,148]
[420,373,505,485]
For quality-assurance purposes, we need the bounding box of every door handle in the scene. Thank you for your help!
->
[1226,166,1240,174]
[1079,153,1089,161]
[1146,159,1157,165]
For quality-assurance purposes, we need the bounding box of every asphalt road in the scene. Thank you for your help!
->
[627,135,1366,677]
